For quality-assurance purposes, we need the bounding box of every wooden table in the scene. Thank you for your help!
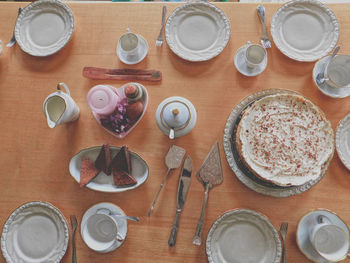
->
[0,2,350,262]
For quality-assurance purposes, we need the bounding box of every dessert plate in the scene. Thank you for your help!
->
[117,34,148,65]
[81,202,127,253]
[234,45,267,77]
[297,209,349,263]
[1,201,69,263]
[271,0,339,62]
[69,146,149,193]
[206,209,281,263]
[313,56,350,98]
[15,0,74,57]
[165,2,230,62]
[336,113,350,170]
[223,89,333,197]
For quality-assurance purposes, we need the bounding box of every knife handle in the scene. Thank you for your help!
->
[168,209,181,247]
[192,184,210,246]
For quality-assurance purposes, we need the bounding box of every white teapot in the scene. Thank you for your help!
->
[156,96,197,139]
[43,83,80,128]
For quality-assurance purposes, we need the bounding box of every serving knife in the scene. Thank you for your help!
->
[168,155,193,247]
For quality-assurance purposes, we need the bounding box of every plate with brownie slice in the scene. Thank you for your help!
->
[223,89,334,197]
[69,144,149,193]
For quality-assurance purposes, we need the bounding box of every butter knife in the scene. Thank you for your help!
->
[168,155,192,247]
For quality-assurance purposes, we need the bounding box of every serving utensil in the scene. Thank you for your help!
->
[316,45,340,85]
[97,208,140,222]
[280,222,288,263]
[6,7,22,48]
[168,155,192,246]
[257,5,271,49]
[192,141,223,246]
[83,67,162,82]
[148,145,186,216]
[156,6,167,47]
[70,215,78,263]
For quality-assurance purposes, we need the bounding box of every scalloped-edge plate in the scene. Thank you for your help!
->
[69,146,149,193]
[1,201,69,263]
[15,0,74,57]
[271,0,339,62]
[206,209,282,263]
[165,2,231,62]
[336,113,350,170]
[223,89,334,197]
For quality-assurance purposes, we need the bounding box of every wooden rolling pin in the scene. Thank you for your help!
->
[82,67,162,82]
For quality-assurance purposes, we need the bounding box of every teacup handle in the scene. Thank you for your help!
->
[57,82,70,96]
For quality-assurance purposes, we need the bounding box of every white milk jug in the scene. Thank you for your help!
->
[43,83,80,128]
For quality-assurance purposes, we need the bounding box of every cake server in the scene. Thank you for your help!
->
[148,145,186,216]
[168,155,192,246]
[192,141,223,246]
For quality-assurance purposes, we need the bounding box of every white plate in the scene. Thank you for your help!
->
[206,209,281,263]
[313,56,350,98]
[15,0,74,57]
[165,2,230,62]
[81,202,127,253]
[223,89,333,197]
[234,45,267,77]
[1,201,69,263]
[117,35,148,65]
[297,209,349,263]
[69,146,149,193]
[336,114,350,170]
[271,0,339,62]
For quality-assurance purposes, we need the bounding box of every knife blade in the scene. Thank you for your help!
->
[168,155,192,247]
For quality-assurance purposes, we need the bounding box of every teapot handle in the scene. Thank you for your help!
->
[57,82,70,96]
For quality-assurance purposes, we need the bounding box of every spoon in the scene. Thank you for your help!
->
[97,208,140,222]
[316,46,340,85]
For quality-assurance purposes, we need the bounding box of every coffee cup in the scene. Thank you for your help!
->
[245,42,267,69]
[309,216,349,262]
[83,209,124,252]
[118,29,140,56]
[325,55,350,89]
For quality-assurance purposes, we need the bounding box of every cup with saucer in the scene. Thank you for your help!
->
[234,41,267,77]
[81,202,128,253]
[297,209,350,263]
[117,28,149,65]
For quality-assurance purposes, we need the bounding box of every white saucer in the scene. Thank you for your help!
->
[117,35,148,65]
[297,209,349,263]
[313,56,350,98]
[234,45,267,77]
[81,202,127,253]
[336,113,350,170]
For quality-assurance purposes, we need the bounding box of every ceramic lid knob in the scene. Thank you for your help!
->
[162,102,190,130]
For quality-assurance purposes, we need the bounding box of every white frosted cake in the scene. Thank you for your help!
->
[236,94,334,186]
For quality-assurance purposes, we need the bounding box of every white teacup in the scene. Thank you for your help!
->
[119,30,140,56]
[325,55,350,89]
[84,209,124,252]
[245,42,267,69]
[309,216,350,262]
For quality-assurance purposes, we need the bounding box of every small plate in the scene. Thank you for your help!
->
[69,146,149,193]
[234,45,267,77]
[117,35,148,65]
[1,201,69,263]
[206,209,281,263]
[81,202,127,253]
[15,0,74,57]
[336,114,350,170]
[297,209,349,263]
[313,56,350,98]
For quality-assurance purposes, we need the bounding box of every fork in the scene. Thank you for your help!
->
[280,222,288,263]
[156,6,167,47]
[257,5,272,49]
[6,7,22,48]
[70,215,78,263]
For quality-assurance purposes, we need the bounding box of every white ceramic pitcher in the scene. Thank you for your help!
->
[43,83,80,128]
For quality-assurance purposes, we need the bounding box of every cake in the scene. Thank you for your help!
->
[110,146,137,187]
[94,143,111,175]
[80,157,100,187]
[235,94,334,186]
